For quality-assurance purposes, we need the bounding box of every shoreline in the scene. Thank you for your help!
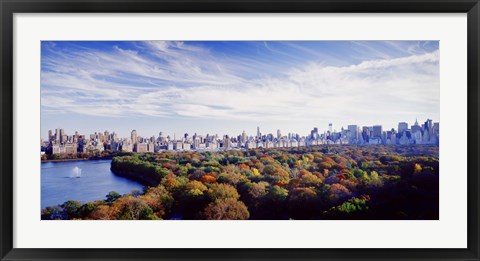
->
[41,157,112,163]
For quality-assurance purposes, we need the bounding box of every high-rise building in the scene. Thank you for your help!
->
[257,126,261,139]
[328,123,333,133]
[433,122,439,134]
[104,130,110,142]
[398,122,408,134]
[131,130,137,144]
[277,129,282,139]
[54,128,65,144]
[424,119,433,132]
[55,128,60,143]
[412,119,422,134]
[310,127,319,139]
[347,125,359,142]
[223,135,231,148]
[372,125,382,138]
[48,130,53,142]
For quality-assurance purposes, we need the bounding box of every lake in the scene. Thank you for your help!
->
[41,159,144,208]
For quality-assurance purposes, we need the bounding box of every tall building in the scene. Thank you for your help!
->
[310,127,319,139]
[257,126,261,139]
[59,128,65,143]
[224,135,231,148]
[131,129,137,144]
[277,129,282,139]
[398,122,408,134]
[328,123,333,133]
[48,130,53,142]
[347,125,359,142]
[372,125,382,139]
[424,119,433,132]
[104,130,110,142]
[412,119,422,134]
[54,128,60,143]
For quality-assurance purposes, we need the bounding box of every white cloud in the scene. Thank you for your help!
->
[41,42,439,129]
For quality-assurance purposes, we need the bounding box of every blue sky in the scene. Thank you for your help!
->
[41,41,439,139]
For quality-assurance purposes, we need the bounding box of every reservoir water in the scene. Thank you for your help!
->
[41,159,144,208]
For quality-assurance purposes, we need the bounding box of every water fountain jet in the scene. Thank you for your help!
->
[71,166,82,178]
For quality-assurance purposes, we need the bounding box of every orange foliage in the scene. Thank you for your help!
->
[275,180,289,187]
[238,163,250,170]
[201,174,217,184]
[298,169,313,177]
[162,176,182,191]
[322,156,336,165]
[319,162,333,170]
[201,198,249,220]
[89,205,113,220]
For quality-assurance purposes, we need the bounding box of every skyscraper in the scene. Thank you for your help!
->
[347,125,359,142]
[257,126,261,139]
[398,122,408,134]
[412,119,422,134]
[48,130,53,142]
[104,130,110,142]
[131,129,137,144]
[424,119,433,132]
[277,129,282,139]
[372,125,382,138]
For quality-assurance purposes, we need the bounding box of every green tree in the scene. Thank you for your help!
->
[79,202,97,217]
[106,191,121,203]
[61,200,82,219]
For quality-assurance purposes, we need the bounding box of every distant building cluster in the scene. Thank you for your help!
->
[41,118,439,155]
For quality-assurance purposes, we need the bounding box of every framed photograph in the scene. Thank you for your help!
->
[1,0,479,260]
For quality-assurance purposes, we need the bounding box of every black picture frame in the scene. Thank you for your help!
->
[1,0,479,260]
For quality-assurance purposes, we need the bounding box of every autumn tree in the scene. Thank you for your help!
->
[207,183,240,201]
[139,186,173,218]
[288,187,319,219]
[201,198,249,220]
[112,196,158,220]
[89,205,113,220]
[262,163,289,182]
[328,183,352,206]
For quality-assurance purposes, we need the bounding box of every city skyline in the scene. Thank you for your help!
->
[42,117,439,155]
[41,41,439,138]
[41,117,438,141]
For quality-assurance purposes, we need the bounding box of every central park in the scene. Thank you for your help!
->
[41,145,439,220]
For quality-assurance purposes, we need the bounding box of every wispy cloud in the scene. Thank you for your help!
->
[41,41,439,133]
